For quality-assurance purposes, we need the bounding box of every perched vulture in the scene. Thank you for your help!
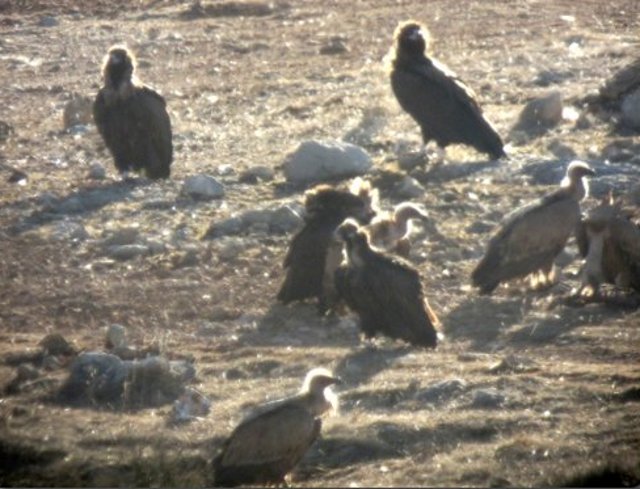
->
[212,368,341,487]
[365,202,429,257]
[334,219,439,348]
[277,178,378,312]
[575,196,640,296]
[472,161,596,294]
[389,21,505,160]
[93,45,173,179]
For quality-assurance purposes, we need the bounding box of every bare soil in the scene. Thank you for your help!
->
[1,0,639,487]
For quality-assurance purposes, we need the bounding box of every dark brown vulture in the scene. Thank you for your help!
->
[365,202,429,257]
[389,21,506,161]
[575,196,640,297]
[212,368,341,487]
[334,219,439,348]
[472,161,596,294]
[93,45,173,179]
[277,178,378,312]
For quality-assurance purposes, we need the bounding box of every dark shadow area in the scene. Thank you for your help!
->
[237,301,360,349]
[340,383,419,412]
[444,295,526,350]
[7,179,144,235]
[420,158,502,184]
[506,303,629,346]
[333,344,412,387]
[297,436,400,479]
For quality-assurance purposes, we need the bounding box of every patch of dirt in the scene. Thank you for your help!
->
[1,0,639,487]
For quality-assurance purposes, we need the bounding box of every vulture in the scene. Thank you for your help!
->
[575,195,640,296]
[277,178,378,312]
[472,161,596,294]
[365,202,429,257]
[93,45,173,179]
[389,21,505,161]
[212,368,341,487]
[334,219,439,348]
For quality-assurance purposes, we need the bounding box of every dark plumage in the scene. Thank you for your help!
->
[334,219,438,348]
[93,45,173,179]
[472,161,596,294]
[212,368,341,487]
[277,178,378,310]
[576,195,640,296]
[389,21,505,160]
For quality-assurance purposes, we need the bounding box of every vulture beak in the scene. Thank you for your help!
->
[584,168,596,177]
[329,376,343,386]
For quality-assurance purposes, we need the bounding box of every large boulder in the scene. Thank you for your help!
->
[283,140,372,185]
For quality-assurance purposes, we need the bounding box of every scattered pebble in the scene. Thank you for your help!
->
[182,174,225,200]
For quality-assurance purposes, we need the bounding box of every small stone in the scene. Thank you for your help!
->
[216,164,235,176]
[88,162,107,180]
[203,216,245,239]
[320,37,349,55]
[51,220,89,242]
[397,151,427,171]
[102,228,140,247]
[171,387,211,423]
[396,175,425,199]
[182,174,224,200]
[283,140,372,185]
[106,324,127,349]
[146,240,167,255]
[512,91,564,134]
[239,165,275,183]
[470,388,505,408]
[416,378,467,403]
[466,220,494,234]
[217,237,244,260]
[223,368,248,380]
[63,95,93,130]
[269,205,303,233]
[107,244,149,260]
[38,15,58,27]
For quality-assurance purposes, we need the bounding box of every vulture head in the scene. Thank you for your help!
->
[393,202,429,228]
[301,367,342,415]
[394,21,429,58]
[337,219,370,267]
[102,45,136,89]
[305,179,378,224]
[562,160,596,200]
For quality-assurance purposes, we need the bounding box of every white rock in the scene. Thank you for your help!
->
[621,88,640,130]
[182,174,224,200]
[283,140,372,185]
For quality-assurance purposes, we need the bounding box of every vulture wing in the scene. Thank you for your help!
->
[214,402,320,487]
[132,86,173,179]
[472,192,580,293]
[391,59,504,159]
[278,217,337,303]
[609,218,640,290]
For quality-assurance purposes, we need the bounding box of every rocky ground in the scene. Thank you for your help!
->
[1,0,640,487]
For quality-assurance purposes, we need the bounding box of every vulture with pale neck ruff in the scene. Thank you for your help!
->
[472,161,596,294]
[93,45,173,179]
[212,368,341,487]
[278,178,378,311]
[575,195,640,297]
[365,202,429,257]
[334,219,439,348]
[389,21,505,160]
